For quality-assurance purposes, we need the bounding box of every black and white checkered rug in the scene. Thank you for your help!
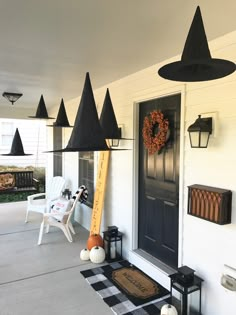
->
[80,260,171,315]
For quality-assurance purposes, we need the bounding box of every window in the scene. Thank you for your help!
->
[79,152,94,207]
[1,122,14,147]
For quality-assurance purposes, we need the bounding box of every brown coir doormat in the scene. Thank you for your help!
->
[81,260,170,315]
[104,261,169,306]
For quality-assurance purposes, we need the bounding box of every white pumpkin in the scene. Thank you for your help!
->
[80,248,90,261]
[160,304,178,315]
[90,246,105,264]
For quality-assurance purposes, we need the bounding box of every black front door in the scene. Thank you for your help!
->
[138,94,181,268]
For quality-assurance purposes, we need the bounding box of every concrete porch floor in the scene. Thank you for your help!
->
[0,201,113,315]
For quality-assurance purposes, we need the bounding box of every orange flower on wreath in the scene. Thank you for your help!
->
[142,110,169,154]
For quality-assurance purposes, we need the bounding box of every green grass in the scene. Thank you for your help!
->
[0,192,34,203]
[0,185,45,203]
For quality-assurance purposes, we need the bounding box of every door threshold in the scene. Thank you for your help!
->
[133,249,177,275]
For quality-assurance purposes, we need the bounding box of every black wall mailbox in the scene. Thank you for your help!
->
[188,184,232,225]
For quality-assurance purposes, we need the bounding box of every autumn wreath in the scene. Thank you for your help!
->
[142,110,169,154]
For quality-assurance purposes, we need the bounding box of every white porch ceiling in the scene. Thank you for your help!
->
[0,0,236,111]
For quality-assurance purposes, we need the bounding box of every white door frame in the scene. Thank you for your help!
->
[131,84,186,269]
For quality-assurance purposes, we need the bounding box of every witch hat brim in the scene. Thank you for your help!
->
[99,89,133,141]
[158,6,236,82]
[28,95,54,119]
[1,128,32,156]
[47,98,73,127]
[46,73,116,152]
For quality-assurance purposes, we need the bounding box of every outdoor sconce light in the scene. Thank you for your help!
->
[187,115,212,148]
[111,127,122,147]
[2,92,23,105]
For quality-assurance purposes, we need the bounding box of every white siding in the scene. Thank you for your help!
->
[48,30,236,314]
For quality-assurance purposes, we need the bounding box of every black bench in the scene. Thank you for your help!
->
[0,171,39,193]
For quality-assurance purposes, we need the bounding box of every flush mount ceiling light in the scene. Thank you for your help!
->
[2,92,23,105]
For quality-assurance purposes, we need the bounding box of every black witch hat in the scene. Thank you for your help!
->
[47,98,72,127]
[158,6,235,82]
[28,95,54,119]
[1,128,32,156]
[46,72,112,152]
[100,88,132,141]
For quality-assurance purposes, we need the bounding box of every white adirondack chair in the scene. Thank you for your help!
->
[37,186,88,245]
[25,176,65,222]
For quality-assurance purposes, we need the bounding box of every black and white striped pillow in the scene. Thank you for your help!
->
[73,185,88,204]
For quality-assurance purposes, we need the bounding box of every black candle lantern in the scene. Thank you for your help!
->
[103,226,123,262]
[169,266,203,315]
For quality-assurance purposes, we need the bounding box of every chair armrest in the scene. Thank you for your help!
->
[33,178,40,191]
[28,193,46,202]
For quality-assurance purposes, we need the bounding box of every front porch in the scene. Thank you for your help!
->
[0,201,113,315]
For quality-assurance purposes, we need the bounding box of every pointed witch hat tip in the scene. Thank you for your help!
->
[45,72,112,152]
[100,88,120,139]
[99,88,133,141]
[158,6,236,82]
[1,128,32,156]
[100,89,122,139]
[28,94,55,119]
[47,98,72,127]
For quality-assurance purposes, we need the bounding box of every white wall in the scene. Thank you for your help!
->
[49,30,236,314]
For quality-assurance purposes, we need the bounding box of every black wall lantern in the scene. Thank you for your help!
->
[187,115,212,148]
[111,127,122,147]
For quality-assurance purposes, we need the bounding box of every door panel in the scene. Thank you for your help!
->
[138,94,180,268]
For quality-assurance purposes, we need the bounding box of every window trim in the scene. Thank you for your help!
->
[0,121,14,148]
[78,152,94,208]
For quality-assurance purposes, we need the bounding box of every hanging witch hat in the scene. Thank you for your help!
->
[47,98,72,127]
[99,88,133,142]
[158,6,235,82]
[1,128,32,156]
[46,72,113,152]
[28,95,54,119]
